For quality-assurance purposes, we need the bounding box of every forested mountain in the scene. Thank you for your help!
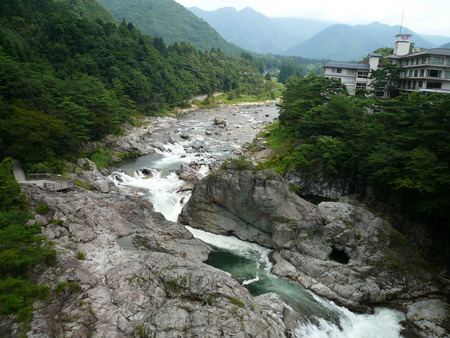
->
[286,24,371,61]
[0,0,270,170]
[189,6,329,54]
[285,22,436,61]
[97,0,243,55]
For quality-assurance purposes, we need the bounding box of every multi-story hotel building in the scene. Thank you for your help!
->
[323,33,450,95]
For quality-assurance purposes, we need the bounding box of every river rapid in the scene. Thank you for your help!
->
[109,102,405,337]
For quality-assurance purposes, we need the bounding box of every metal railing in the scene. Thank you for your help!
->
[27,173,66,181]
[43,181,75,191]
[26,173,75,191]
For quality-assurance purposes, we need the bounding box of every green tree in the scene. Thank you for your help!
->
[369,63,403,98]
[278,74,348,133]
[0,158,54,319]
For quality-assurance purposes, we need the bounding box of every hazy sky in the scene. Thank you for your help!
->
[174,0,450,36]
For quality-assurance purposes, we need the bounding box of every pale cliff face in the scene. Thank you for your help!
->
[21,184,289,337]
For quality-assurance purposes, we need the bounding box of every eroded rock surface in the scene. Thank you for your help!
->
[20,183,290,337]
[179,166,449,336]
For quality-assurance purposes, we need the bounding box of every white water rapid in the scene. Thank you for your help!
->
[109,104,406,337]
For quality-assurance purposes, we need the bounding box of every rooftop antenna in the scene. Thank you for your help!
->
[399,7,405,34]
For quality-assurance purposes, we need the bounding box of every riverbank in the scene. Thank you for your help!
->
[83,99,279,168]
[15,102,449,337]
[9,102,292,337]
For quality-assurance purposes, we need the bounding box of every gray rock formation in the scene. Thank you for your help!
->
[96,117,180,161]
[74,158,117,193]
[286,170,353,198]
[179,166,449,336]
[19,183,290,337]
[179,164,322,249]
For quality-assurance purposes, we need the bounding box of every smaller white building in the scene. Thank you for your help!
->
[323,54,381,94]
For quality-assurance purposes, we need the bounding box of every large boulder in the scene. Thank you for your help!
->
[286,169,352,198]
[179,167,448,335]
[179,163,322,249]
[20,185,290,337]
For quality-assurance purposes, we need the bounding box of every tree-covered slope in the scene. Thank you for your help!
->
[286,24,371,61]
[0,158,56,324]
[97,0,243,55]
[0,0,269,169]
[263,74,450,229]
[54,0,116,21]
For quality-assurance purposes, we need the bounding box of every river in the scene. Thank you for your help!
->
[109,102,405,337]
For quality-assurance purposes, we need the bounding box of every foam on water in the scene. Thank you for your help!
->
[109,169,185,222]
[109,106,406,337]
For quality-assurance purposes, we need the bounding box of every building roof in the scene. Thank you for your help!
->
[387,48,450,59]
[323,62,370,70]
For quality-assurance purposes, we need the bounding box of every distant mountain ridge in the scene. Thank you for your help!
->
[189,6,329,54]
[97,0,243,55]
[188,7,450,61]
[286,22,437,61]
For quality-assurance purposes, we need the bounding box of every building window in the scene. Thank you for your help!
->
[357,71,368,78]
[418,81,423,88]
[428,69,442,78]
[356,82,367,88]
[426,82,442,89]
[430,56,444,65]
[445,71,450,79]
[340,78,354,84]
[414,70,419,77]
[332,68,342,74]
[420,69,425,77]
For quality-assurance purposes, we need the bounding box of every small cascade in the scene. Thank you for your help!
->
[109,169,187,222]
[109,104,405,337]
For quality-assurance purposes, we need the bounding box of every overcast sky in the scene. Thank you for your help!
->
[174,0,450,36]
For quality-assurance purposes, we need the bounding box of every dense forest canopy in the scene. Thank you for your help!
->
[264,74,450,229]
[0,0,275,169]
[97,0,244,55]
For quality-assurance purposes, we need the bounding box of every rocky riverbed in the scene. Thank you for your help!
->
[179,163,449,336]
[14,102,449,337]
[19,183,290,337]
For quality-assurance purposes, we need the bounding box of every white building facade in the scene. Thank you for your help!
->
[323,33,450,95]
[387,50,450,93]
[323,54,381,94]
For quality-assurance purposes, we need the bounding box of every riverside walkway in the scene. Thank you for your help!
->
[13,160,75,192]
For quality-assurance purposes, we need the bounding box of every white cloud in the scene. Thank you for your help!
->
[175,0,450,36]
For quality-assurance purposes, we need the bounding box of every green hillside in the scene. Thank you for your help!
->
[97,0,243,55]
[0,0,269,170]
[286,24,372,61]
[54,0,115,21]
